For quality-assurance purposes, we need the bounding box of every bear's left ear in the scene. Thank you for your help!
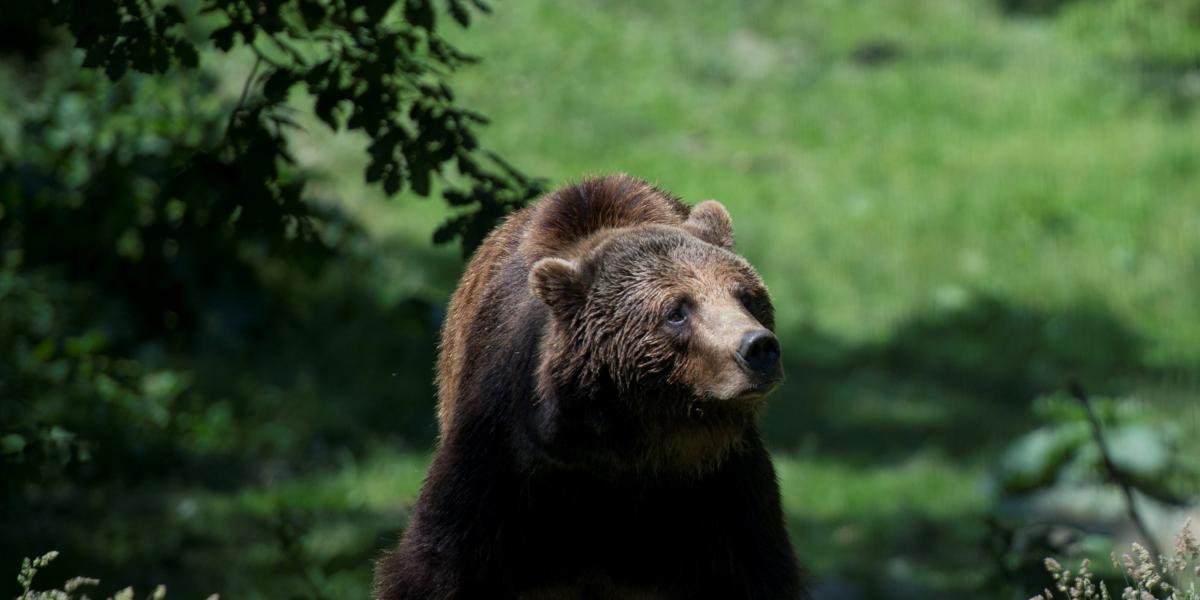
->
[530,257,586,318]
[683,200,734,249]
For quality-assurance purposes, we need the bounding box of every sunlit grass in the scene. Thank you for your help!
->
[424,0,1200,364]
[238,449,430,516]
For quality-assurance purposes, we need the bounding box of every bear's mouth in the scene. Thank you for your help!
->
[733,377,782,402]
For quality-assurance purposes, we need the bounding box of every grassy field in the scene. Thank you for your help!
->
[12,1,1200,598]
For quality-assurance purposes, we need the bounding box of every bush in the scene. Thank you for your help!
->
[1032,519,1200,600]
[15,551,215,600]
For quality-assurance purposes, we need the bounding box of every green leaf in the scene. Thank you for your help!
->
[432,215,465,245]
[384,169,403,195]
[410,166,430,196]
[297,0,327,29]
[448,0,471,27]
[998,425,1087,492]
[262,69,296,102]
[174,40,199,68]
[366,0,398,21]
[403,0,435,30]
[315,91,341,130]
[81,40,113,68]
[211,24,237,51]
[1,434,26,455]
[32,339,55,362]
[103,43,129,79]
[44,426,75,447]
[443,189,475,206]
[1108,424,1172,480]
[366,158,387,184]
[142,370,189,403]
[159,5,185,26]
[305,59,332,86]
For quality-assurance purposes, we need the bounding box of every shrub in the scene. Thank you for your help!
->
[1032,519,1200,600]
[15,550,216,600]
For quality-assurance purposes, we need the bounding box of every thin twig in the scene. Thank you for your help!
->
[1069,380,1166,563]
[224,54,263,139]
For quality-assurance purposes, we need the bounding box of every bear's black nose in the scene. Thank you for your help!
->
[737,330,781,377]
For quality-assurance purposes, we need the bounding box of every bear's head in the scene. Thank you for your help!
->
[528,201,781,474]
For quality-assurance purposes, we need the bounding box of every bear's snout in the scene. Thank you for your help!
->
[737,329,781,380]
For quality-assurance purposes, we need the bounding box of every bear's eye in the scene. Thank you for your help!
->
[665,303,690,326]
[737,290,756,311]
[737,289,765,319]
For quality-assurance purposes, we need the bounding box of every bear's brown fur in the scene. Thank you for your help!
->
[375,175,804,599]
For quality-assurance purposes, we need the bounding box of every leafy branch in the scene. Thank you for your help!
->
[23,0,543,253]
[1069,380,1166,564]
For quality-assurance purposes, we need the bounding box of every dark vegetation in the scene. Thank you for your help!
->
[1,0,535,594]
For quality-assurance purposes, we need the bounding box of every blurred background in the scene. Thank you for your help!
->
[2,0,1199,598]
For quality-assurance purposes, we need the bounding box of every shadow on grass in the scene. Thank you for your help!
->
[196,238,462,453]
[765,294,1169,459]
[992,0,1084,16]
[788,512,995,600]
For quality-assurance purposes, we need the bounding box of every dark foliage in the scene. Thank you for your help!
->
[0,0,536,562]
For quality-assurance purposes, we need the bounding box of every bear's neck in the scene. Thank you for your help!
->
[521,362,754,480]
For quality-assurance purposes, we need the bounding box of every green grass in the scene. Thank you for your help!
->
[431,0,1200,362]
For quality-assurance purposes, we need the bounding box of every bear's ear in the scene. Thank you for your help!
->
[683,200,734,249]
[530,257,586,318]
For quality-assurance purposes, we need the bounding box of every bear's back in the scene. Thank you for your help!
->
[435,174,691,434]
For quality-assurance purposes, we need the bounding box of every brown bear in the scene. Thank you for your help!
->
[374,174,805,599]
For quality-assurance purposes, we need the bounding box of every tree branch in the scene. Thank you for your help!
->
[224,54,263,139]
[1068,380,1167,564]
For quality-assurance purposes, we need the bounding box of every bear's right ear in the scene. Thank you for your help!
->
[683,200,735,249]
[530,257,586,318]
